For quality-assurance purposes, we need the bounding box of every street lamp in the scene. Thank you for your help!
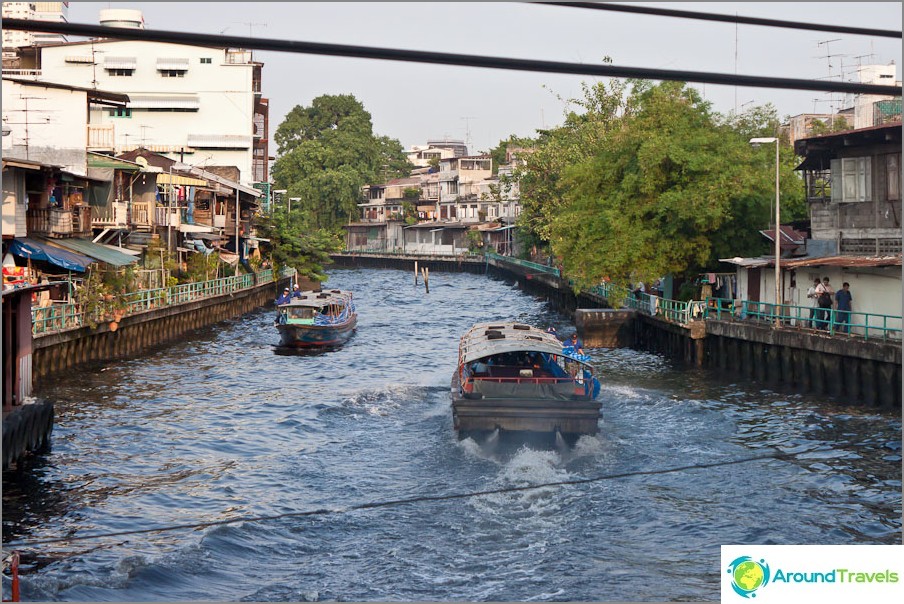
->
[750,136,781,327]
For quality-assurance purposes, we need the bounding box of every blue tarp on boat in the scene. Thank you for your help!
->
[8,237,94,272]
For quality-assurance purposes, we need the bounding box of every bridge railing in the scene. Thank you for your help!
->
[32,267,292,336]
[703,297,902,341]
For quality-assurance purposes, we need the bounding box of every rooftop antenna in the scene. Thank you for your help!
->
[235,21,266,59]
[817,39,844,115]
[461,116,475,154]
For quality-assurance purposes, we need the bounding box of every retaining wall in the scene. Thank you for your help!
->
[32,276,292,379]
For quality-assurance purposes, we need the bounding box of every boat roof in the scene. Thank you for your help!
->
[458,321,589,365]
[281,289,353,308]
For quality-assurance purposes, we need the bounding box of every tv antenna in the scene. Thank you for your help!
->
[461,116,476,154]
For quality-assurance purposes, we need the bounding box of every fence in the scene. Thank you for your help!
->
[485,252,561,277]
[703,297,902,341]
[32,267,293,336]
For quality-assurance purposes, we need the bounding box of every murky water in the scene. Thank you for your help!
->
[3,268,901,602]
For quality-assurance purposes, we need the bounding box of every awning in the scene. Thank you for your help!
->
[99,243,141,257]
[157,173,208,187]
[87,152,144,172]
[7,238,94,272]
[179,224,215,233]
[47,237,138,267]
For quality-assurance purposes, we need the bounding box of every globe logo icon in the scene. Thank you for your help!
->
[727,556,770,598]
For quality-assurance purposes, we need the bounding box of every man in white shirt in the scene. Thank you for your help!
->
[806,278,820,328]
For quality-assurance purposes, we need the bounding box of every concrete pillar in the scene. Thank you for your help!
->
[823,355,842,400]
[861,360,877,406]
[877,362,896,408]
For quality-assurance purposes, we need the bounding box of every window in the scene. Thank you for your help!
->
[831,157,872,202]
[886,153,900,201]
[108,108,132,118]
[107,68,134,76]
[200,57,212,64]
[160,70,185,78]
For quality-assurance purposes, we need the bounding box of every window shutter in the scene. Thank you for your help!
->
[831,159,841,203]
[860,157,872,202]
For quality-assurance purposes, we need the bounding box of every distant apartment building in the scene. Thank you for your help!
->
[3,8,270,190]
[783,63,900,146]
[406,138,469,167]
[1,2,69,57]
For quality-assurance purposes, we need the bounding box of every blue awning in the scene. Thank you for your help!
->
[8,237,95,272]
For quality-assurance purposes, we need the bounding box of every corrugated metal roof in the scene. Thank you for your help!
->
[782,255,902,269]
[48,237,138,267]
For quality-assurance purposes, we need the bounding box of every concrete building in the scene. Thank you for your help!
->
[5,8,270,190]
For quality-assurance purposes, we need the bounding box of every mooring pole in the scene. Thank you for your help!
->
[414,260,419,285]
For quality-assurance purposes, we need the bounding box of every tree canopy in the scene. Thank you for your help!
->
[271,94,412,231]
[514,79,805,292]
[264,94,412,281]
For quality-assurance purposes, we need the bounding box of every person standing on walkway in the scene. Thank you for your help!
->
[806,278,821,328]
[834,282,853,333]
[816,277,835,330]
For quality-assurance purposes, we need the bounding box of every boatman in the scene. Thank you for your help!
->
[292,283,304,299]
[275,287,292,305]
[565,332,585,355]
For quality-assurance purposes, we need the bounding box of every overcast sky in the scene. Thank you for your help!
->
[66,2,902,154]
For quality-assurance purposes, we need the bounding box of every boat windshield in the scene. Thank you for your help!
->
[287,307,316,320]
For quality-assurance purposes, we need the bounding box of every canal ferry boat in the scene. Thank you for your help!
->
[275,289,357,349]
[451,322,602,438]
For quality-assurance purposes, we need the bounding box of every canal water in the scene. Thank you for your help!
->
[3,268,901,602]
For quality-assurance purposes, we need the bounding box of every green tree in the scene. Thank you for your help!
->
[547,81,798,292]
[255,210,341,283]
[271,94,412,231]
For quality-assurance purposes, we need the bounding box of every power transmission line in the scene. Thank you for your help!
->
[539,2,902,38]
[3,449,790,549]
[1,18,900,97]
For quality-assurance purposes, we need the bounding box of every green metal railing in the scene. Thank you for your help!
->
[703,297,902,341]
[32,267,292,336]
[485,252,561,277]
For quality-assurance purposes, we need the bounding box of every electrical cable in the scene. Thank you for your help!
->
[538,2,902,38]
[1,19,900,97]
[4,449,790,549]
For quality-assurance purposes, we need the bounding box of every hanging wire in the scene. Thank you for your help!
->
[538,2,902,38]
[1,19,899,96]
[4,449,793,549]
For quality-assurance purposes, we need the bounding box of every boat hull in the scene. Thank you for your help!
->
[450,373,601,436]
[276,316,357,348]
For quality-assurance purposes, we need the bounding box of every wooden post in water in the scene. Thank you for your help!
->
[414,261,418,285]
[423,266,429,294]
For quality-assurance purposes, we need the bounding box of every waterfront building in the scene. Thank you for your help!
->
[723,121,902,327]
[3,8,270,193]
[1,2,69,56]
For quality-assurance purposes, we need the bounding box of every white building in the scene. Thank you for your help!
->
[12,8,269,188]
[850,63,900,130]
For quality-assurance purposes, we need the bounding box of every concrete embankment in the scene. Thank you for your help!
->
[32,276,292,379]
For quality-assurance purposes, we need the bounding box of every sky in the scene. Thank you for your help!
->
[64,2,902,154]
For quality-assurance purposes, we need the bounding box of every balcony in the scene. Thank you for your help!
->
[91,201,128,227]
[87,124,115,152]
[131,201,153,229]
[27,206,92,238]
[155,206,181,228]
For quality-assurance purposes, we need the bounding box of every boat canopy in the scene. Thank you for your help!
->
[281,289,352,308]
[458,322,589,366]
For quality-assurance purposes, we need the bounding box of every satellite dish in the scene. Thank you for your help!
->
[135,156,148,167]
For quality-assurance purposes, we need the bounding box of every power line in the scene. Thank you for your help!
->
[539,2,902,38]
[4,450,789,549]
[1,19,900,97]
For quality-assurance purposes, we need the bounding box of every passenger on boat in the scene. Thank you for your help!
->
[292,284,303,299]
